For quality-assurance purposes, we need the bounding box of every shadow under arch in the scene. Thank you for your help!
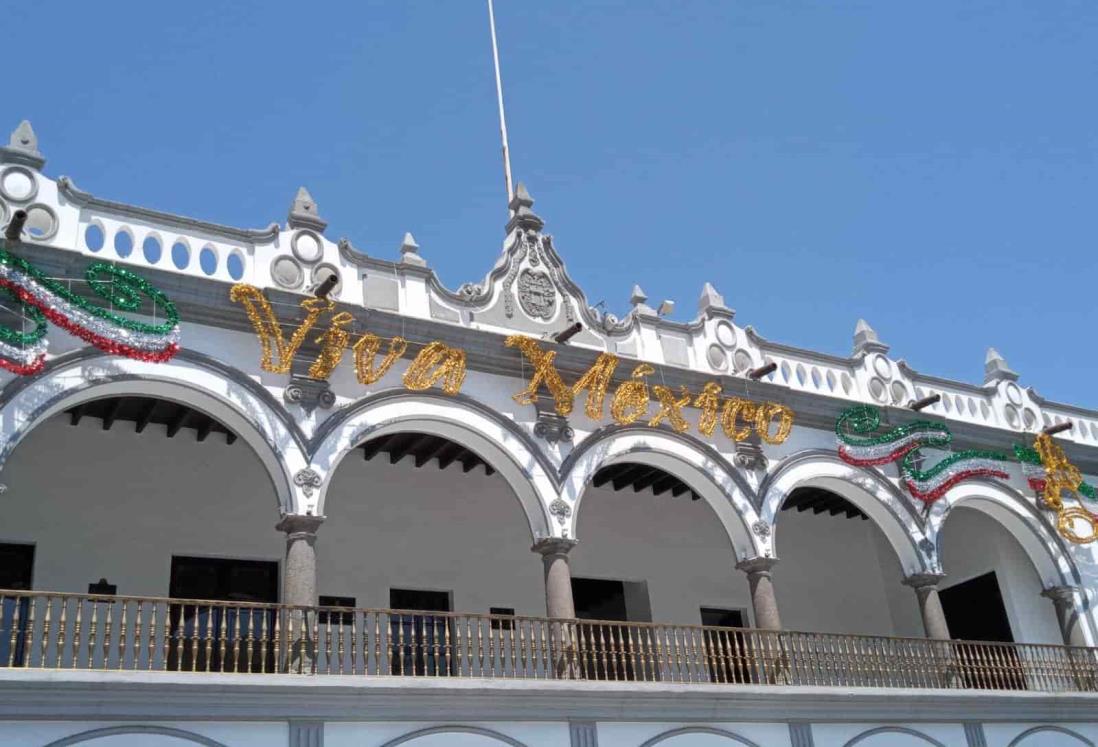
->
[931,478,1081,587]
[378,725,531,747]
[757,450,932,575]
[0,347,305,514]
[308,389,557,541]
[559,424,759,556]
[1007,725,1095,747]
[842,726,948,747]
[43,725,229,747]
[638,726,763,747]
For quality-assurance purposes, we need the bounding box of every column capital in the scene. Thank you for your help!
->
[736,556,779,575]
[532,537,578,557]
[1041,585,1079,606]
[903,572,946,590]
[277,514,325,538]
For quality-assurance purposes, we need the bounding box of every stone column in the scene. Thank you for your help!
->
[277,514,324,673]
[1042,585,1088,648]
[534,537,578,619]
[904,572,951,640]
[736,557,782,630]
[533,537,578,678]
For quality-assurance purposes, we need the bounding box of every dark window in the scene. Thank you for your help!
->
[389,588,452,676]
[0,543,34,590]
[940,571,1025,690]
[700,607,750,683]
[318,595,356,626]
[0,543,33,667]
[167,556,279,673]
[489,606,515,630]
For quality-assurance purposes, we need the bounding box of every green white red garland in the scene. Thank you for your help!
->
[835,405,1011,504]
[0,239,180,374]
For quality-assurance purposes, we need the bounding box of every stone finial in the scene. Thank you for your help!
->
[630,284,656,317]
[0,120,45,169]
[399,231,426,267]
[287,186,328,232]
[505,182,544,234]
[698,281,733,319]
[852,318,889,356]
[984,347,1018,384]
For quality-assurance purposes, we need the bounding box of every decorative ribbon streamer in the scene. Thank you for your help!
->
[0,242,180,374]
[835,405,1010,504]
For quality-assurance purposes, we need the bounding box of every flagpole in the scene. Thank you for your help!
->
[487,0,515,207]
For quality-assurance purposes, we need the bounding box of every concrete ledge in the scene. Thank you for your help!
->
[1,670,1097,723]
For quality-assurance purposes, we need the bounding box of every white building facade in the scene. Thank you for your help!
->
[0,120,1097,746]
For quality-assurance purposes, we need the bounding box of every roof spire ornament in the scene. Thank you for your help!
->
[287,186,328,232]
[399,232,426,267]
[505,182,544,234]
[852,318,889,356]
[0,119,45,169]
[698,282,733,319]
[630,284,656,317]
[984,347,1019,384]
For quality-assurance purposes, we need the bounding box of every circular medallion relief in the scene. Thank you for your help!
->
[271,256,304,288]
[732,349,753,372]
[1022,408,1037,430]
[517,268,556,321]
[22,204,57,241]
[1005,382,1023,406]
[291,230,323,263]
[707,343,728,370]
[311,263,342,297]
[868,377,888,402]
[714,320,736,349]
[1004,404,1020,429]
[0,166,37,203]
[872,353,892,380]
[890,380,908,405]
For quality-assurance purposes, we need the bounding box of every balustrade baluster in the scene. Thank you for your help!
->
[101,601,114,671]
[54,597,68,669]
[116,600,128,670]
[71,599,83,669]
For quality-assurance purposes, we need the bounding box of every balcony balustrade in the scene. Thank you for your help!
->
[1,590,1096,693]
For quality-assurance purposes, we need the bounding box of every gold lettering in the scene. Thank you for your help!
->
[402,341,467,395]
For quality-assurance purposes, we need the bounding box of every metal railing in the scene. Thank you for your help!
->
[1,590,1096,692]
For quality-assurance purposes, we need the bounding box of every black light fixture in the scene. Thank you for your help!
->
[909,394,941,412]
[1043,421,1072,436]
[748,362,777,380]
[314,273,338,299]
[553,322,583,344]
[4,209,27,242]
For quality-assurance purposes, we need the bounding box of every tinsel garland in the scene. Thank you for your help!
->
[0,242,180,372]
[835,405,1010,505]
[649,385,691,432]
[1024,434,1098,544]
[353,332,407,385]
[230,284,331,373]
[402,341,466,395]
[611,364,654,424]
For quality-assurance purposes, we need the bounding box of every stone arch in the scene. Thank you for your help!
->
[309,390,557,541]
[638,726,763,747]
[1007,725,1095,747]
[842,726,948,747]
[377,725,531,747]
[560,425,758,557]
[757,450,932,575]
[930,479,1080,587]
[43,725,229,747]
[0,348,305,513]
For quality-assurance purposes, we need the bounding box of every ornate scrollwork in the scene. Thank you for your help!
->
[549,498,573,526]
[751,520,772,538]
[293,468,323,498]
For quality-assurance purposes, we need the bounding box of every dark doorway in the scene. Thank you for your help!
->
[700,606,751,683]
[940,571,1025,690]
[940,572,1013,643]
[572,577,641,681]
[0,543,33,667]
[167,556,279,673]
[389,588,452,676]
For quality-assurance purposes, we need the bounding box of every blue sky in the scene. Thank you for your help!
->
[9,1,1097,405]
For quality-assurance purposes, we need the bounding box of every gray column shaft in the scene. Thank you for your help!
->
[1044,587,1088,647]
[915,585,951,640]
[277,515,324,673]
[737,558,781,631]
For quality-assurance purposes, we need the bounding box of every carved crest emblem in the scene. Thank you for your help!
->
[517,269,556,321]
